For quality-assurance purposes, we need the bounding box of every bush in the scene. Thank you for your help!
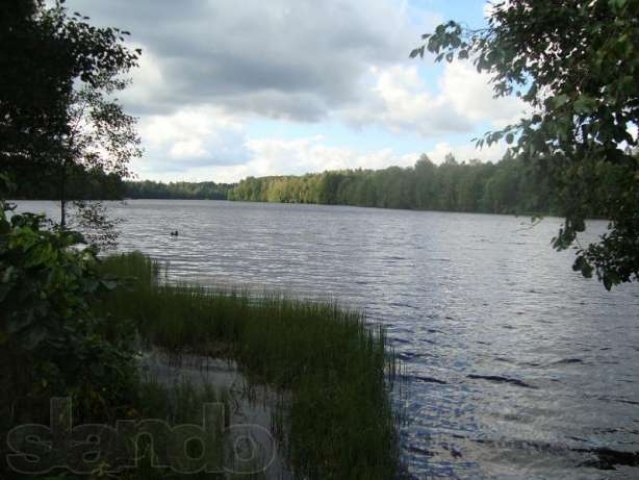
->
[0,203,138,431]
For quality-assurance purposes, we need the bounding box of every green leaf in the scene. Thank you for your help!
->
[409,47,425,59]
[573,95,596,114]
[551,94,570,108]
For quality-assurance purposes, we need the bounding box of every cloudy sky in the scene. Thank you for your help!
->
[65,0,527,183]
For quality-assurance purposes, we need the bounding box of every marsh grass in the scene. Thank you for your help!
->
[129,378,229,480]
[96,252,399,479]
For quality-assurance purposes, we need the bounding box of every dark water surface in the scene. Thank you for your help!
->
[17,200,639,479]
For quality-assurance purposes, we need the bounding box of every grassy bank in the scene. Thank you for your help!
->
[95,252,399,479]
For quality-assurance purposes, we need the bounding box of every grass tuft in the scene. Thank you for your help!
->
[96,252,399,479]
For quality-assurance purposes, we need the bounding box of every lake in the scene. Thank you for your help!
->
[15,199,639,479]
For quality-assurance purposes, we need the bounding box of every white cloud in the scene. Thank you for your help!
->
[132,164,253,184]
[70,0,421,120]
[341,65,469,135]
[63,0,522,181]
[341,61,527,136]
[118,46,166,112]
[440,60,526,127]
[131,133,422,182]
[132,106,249,176]
[245,137,419,177]
[169,140,207,159]
[125,60,519,180]
[132,132,509,183]
[424,140,506,164]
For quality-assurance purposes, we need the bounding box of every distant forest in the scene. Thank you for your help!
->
[228,154,618,217]
[124,180,234,200]
[11,170,234,201]
[14,154,616,218]
[229,155,564,216]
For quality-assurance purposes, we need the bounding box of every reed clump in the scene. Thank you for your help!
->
[96,252,399,479]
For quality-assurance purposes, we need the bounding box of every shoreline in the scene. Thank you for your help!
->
[95,252,401,478]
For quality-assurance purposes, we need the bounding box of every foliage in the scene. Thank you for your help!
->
[11,164,126,200]
[72,200,123,250]
[411,0,638,289]
[229,154,573,215]
[0,0,70,186]
[0,0,141,235]
[7,176,235,202]
[0,204,138,433]
[124,180,235,200]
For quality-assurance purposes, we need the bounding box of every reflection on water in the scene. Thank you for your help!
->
[16,200,639,479]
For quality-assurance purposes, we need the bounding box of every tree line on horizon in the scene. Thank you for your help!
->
[11,171,234,201]
[13,152,618,218]
[228,154,611,217]
[124,180,234,200]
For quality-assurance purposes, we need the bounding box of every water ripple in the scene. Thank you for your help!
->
[15,200,639,480]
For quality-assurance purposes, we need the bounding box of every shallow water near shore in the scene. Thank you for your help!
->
[17,199,639,479]
[139,349,293,479]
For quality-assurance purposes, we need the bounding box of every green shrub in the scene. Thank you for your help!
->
[0,205,138,430]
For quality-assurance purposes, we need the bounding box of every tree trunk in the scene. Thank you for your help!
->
[60,159,67,228]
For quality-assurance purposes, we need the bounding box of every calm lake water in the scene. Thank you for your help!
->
[16,200,639,479]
